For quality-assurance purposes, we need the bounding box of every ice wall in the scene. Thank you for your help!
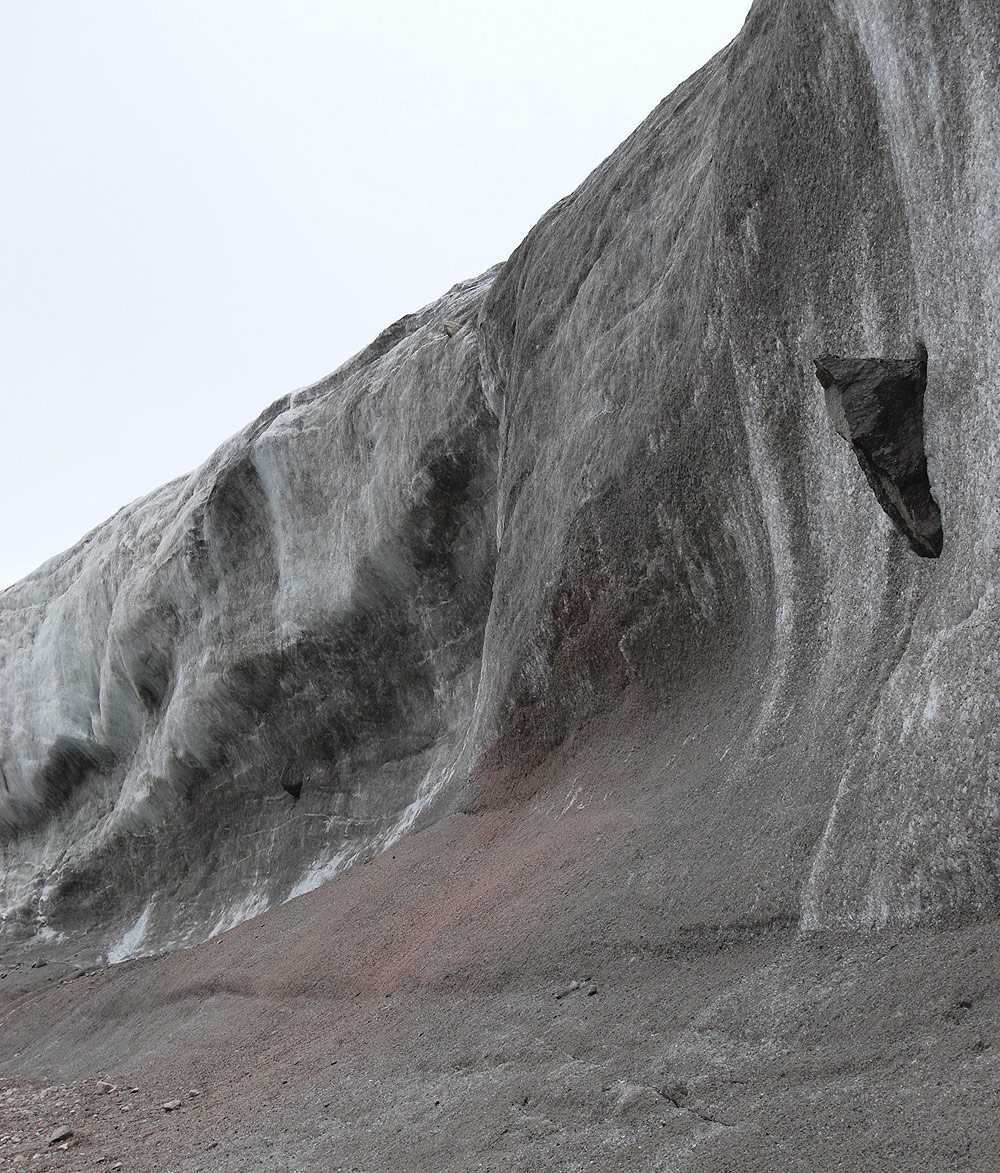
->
[2,0,998,957]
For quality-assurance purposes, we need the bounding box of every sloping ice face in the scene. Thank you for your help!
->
[1,271,501,956]
[2,0,999,960]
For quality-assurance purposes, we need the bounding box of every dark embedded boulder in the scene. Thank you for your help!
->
[279,770,303,803]
[815,349,943,557]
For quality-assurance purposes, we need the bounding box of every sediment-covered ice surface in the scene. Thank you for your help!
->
[2,0,999,960]
[1,272,501,956]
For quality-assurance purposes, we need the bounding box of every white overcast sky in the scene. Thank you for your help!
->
[1,1,751,589]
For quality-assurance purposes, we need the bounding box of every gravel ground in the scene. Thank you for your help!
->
[3,792,999,1172]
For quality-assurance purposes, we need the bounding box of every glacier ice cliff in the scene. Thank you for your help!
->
[2,0,999,961]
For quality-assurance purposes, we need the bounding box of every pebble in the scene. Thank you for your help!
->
[96,1080,116,1095]
[161,1100,182,1112]
[47,1126,73,1145]
[554,978,599,999]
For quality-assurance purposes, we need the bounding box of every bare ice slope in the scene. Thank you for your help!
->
[1,272,500,954]
[2,0,999,967]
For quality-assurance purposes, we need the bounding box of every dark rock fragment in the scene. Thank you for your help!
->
[279,764,302,803]
[47,1126,73,1145]
[814,347,943,557]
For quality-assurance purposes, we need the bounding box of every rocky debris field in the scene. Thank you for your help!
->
[2,770,1000,1171]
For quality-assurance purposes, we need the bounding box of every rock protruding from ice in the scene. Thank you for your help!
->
[815,349,943,557]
